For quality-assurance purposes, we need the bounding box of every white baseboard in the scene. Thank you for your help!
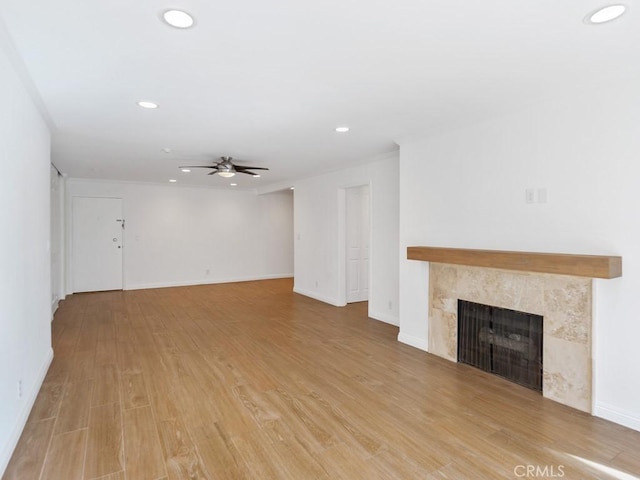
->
[0,347,54,477]
[51,297,60,320]
[126,273,294,291]
[397,332,428,352]
[292,287,344,307]
[593,402,640,432]
[368,309,399,326]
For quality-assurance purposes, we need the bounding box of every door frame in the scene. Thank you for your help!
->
[337,182,372,307]
[66,195,125,294]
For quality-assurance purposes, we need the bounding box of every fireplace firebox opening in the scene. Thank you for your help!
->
[457,299,543,392]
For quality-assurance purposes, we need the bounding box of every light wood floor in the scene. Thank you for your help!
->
[4,278,640,480]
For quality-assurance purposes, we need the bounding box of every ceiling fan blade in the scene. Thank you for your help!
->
[236,170,258,176]
[207,170,219,175]
[235,166,269,171]
[179,165,217,169]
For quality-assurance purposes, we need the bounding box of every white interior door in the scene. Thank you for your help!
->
[72,196,123,292]
[346,185,370,303]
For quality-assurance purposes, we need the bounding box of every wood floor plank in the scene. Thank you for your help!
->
[26,380,64,423]
[144,371,184,423]
[84,403,123,479]
[300,390,385,459]
[96,321,116,343]
[95,339,117,366]
[426,459,520,480]
[91,364,120,407]
[368,449,439,479]
[75,322,99,354]
[121,372,150,410]
[189,423,250,480]
[123,406,167,480]
[2,418,55,480]
[89,471,125,480]
[6,278,640,479]
[53,325,80,355]
[180,350,232,389]
[44,354,73,384]
[611,450,640,473]
[116,339,143,374]
[55,379,93,434]
[156,417,210,480]
[168,330,198,353]
[114,322,135,344]
[232,426,326,480]
[201,385,257,436]
[316,443,382,480]
[263,387,338,453]
[40,429,87,480]
[231,384,280,427]
[67,350,96,381]
[226,352,278,391]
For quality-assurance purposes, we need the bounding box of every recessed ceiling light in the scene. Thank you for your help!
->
[585,4,626,24]
[169,179,177,183]
[253,174,261,178]
[335,126,350,133]
[137,101,158,109]
[181,168,191,173]
[162,147,172,153]
[162,9,195,28]
[230,183,238,186]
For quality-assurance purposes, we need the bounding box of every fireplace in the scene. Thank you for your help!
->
[405,246,622,413]
[458,300,543,391]
[427,262,592,412]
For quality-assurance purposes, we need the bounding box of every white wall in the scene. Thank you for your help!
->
[293,153,399,325]
[0,34,52,474]
[398,76,640,431]
[65,179,293,291]
[50,167,65,314]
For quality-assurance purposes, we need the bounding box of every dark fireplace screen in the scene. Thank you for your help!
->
[457,300,543,392]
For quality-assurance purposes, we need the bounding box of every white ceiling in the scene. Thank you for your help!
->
[0,0,637,188]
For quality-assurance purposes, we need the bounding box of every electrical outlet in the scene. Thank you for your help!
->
[388,300,393,310]
[205,269,210,275]
[315,280,319,288]
[17,379,22,399]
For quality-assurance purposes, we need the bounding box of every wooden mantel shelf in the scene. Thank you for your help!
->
[407,246,622,279]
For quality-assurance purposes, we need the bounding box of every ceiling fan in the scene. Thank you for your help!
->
[179,156,269,178]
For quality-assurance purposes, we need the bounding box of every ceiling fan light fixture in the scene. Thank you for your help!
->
[218,171,235,178]
[585,4,626,24]
[162,9,195,29]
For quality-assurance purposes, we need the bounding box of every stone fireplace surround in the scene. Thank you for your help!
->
[430,263,591,411]
[407,247,622,414]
